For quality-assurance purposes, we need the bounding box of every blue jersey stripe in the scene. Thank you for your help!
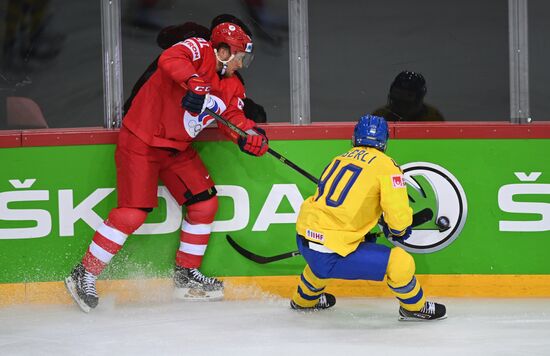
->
[300,274,325,293]
[397,288,424,305]
[297,286,321,301]
[389,276,417,294]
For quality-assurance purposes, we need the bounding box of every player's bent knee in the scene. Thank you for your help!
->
[186,196,219,224]
[107,207,148,235]
[386,247,416,287]
[184,187,217,206]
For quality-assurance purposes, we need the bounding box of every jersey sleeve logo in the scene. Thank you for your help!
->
[182,94,226,138]
[181,38,201,61]
[306,229,325,242]
[391,174,405,188]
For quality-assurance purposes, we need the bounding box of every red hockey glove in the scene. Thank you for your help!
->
[181,76,211,114]
[238,127,268,156]
[252,126,268,143]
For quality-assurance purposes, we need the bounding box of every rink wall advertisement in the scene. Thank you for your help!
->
[0,138,549,284]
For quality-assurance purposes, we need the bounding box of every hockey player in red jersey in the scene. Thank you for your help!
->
[65,21,268,312]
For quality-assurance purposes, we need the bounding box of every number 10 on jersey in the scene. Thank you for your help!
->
[315,160,363,207]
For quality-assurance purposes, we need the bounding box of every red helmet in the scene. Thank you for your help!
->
[211,22,254,55]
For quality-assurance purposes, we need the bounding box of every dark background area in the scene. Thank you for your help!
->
[0,0,548,129]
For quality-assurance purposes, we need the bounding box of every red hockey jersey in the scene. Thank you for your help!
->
[122,37,256,151]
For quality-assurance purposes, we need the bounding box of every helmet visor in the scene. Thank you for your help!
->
[233,51,255,68]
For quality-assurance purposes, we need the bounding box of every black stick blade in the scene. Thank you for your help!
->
[226,235,301,264]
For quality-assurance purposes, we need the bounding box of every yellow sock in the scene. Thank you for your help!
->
[386,247,426,311]
[291,265,327,308]
[388,276,425,311]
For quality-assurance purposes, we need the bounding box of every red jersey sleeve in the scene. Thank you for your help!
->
[157,37,209,88]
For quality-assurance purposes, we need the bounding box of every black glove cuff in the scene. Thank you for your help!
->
[253,126,268,143]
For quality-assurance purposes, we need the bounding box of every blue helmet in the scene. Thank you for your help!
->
[352,115,389,151]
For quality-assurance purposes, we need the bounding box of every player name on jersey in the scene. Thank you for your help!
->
[340,148,374,163]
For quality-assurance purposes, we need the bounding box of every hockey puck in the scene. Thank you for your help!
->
[436,216,451,232]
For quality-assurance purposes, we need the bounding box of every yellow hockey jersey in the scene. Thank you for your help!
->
[296,146,412,256]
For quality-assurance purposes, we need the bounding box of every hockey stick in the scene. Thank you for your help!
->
[227,207,434,264]
[204,108,319,184]
[226,235,303,264]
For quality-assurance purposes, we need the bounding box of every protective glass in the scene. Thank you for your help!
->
[388,88,422,117]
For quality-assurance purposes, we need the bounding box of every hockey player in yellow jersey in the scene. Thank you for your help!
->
[290,115,447,321]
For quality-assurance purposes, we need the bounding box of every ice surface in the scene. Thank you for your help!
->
[1,297,550,356]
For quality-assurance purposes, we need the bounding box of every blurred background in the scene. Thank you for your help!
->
[0,0,548,129]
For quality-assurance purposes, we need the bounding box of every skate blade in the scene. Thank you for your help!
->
[64,276,91,313]
[174,287,224,302]
[398,313,448,321]
[290,301,333,312]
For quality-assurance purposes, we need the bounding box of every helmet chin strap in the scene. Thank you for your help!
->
[214,49,234,75]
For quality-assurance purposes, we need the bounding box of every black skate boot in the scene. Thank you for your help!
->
[290,293,336,311]
[64,263,99,313]
[399,301,447,321]
[173,266,224,301]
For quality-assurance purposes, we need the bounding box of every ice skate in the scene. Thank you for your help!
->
[64,263,99,313]
[398,301,447,321]
[290,293,336,311]
[173,266,224,301]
